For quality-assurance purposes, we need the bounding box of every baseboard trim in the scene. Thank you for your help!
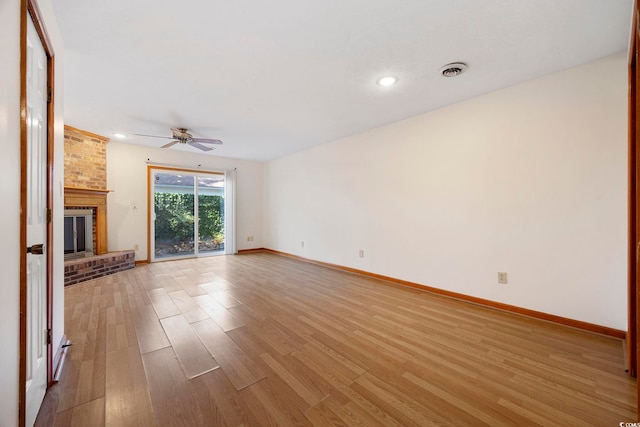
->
[237,248,266,254]
[135,260,150,266]
[260,248,625,340]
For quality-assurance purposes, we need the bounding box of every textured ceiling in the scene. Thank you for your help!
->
[53,0,633,161]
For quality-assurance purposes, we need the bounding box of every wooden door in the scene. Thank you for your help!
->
[24,13,49,427]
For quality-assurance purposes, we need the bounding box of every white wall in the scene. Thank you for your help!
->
[0,1,65,425]
[0,2,22,423]
[107,143,264,260]
[264,53,628,330]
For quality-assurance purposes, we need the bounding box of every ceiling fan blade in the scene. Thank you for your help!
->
[191,138,223,145]
[161,140,180,148]
[133,133,174,140]
[189,142,214,151]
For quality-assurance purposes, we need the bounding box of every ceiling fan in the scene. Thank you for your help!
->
[134,127,223,152]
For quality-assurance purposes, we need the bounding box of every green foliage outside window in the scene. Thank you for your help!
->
[154,193,224,244]
[198,194,225,245]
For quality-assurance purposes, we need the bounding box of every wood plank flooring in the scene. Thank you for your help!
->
[36,252,636,426]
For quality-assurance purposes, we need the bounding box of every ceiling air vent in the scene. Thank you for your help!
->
[439,62,468,78]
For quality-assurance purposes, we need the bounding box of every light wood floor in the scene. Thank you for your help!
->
[36,252,636,426]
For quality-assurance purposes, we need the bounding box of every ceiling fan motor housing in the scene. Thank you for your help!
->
[172,127,192,142]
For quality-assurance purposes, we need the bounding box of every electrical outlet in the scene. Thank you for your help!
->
[498,272,508,284]
[301,241,304,247]
[359,250,364,258]
[133,244,139,251]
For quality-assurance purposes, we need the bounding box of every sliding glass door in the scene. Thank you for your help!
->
[197,175,225,255]
[151,168,225,261]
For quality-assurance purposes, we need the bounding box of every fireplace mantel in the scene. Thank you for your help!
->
[64,187,111,255]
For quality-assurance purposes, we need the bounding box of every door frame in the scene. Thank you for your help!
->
[630,0,637,379]
[19,0,55,425]
[629,0,640,419]
[147,165,227,262]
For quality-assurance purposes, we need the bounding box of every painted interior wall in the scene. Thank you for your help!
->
[0,0,65,425]
[107,142,264,260]
[0,2,22,423]
[264,53,628,330]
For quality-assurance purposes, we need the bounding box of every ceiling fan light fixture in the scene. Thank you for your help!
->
[377,76,398,87]
[439,62,468,78]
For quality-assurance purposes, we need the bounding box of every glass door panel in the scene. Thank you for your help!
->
[150,168,226,261]
[63,217,74,255]
[76,217,86,252]
[197,175,225,255]
[153,172,195,259]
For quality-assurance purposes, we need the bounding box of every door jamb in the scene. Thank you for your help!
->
[629,0,638,380]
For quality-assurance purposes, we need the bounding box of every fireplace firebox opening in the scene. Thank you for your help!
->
[64,209,94,260]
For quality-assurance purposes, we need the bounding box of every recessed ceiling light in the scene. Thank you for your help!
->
[113,133,127,139]
[377,76,398,87]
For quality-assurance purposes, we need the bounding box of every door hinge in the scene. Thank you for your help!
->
[47,328,51,345]
[47,208,52,224]
[47,86,52,103]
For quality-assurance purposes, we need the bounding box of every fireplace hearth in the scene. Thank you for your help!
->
[64,250,135,286]
[63,187,129,285]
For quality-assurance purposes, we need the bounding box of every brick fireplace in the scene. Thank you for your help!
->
[63,125,134,285]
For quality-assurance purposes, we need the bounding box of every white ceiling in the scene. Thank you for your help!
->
[53,0,633,162]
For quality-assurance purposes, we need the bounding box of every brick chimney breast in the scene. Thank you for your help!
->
[64,125,108,190]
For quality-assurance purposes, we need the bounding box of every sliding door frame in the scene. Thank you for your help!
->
[147,165,228,262]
